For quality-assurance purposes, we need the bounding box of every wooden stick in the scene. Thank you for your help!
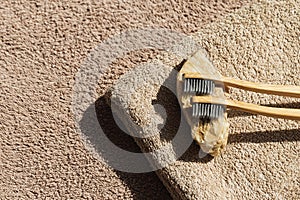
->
[184,73,300,98]
[192,96,300,120]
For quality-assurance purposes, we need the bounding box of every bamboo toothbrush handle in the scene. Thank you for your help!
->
[192,96,300,121]
[222,77,300,98]
[184,73,300,98]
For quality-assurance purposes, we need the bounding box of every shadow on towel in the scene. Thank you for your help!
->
[79,96,172,200]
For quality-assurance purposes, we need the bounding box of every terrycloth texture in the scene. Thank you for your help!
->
[0,0,250,199]
[109,0,300,199]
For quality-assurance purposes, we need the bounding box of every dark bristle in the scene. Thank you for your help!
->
[183,78,215,95]
[192,103,225,119]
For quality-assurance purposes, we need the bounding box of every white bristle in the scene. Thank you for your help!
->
[183,78,215,95]
[192,103,224,119]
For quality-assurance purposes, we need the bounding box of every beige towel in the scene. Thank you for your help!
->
[109,0,300,199]
[2,0,298,199]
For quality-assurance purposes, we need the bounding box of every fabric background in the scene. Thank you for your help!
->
[1,0,299,199]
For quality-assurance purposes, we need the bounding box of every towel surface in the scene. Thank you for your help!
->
[108,0,300,199]
[1,0,299,199]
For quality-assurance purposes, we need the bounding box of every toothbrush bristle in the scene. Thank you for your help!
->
[192,103,225,119]
[183,78,215,95]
